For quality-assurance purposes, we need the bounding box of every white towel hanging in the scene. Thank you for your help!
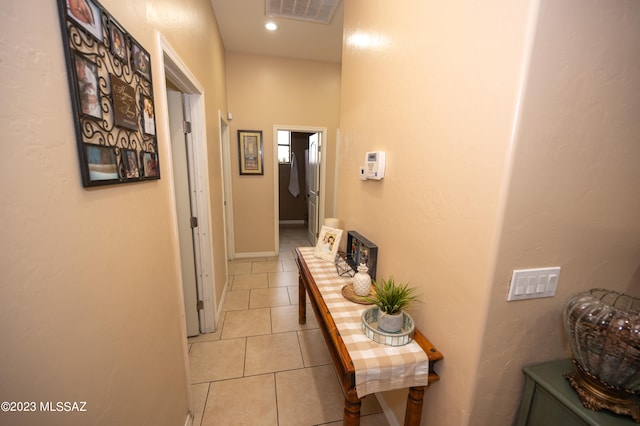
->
[288,152,300,197]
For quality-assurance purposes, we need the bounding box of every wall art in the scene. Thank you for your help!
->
[57,0,160,187]
[238,130,264,175]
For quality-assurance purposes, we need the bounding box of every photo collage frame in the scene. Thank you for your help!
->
[57,0,159,187]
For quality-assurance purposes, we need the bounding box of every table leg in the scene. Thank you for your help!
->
[343,389,361,426]
[404,386,426,425]
[298,274,306,324]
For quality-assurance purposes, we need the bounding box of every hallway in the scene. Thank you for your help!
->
[187,224,390,425]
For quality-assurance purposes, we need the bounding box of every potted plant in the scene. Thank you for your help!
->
[365,276,419,333]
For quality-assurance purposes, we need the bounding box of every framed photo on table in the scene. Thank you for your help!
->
[346,231,378,280]
[238,130,263,175]
[314,226,343,262]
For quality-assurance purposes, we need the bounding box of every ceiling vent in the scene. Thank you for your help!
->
[266,0,340,24]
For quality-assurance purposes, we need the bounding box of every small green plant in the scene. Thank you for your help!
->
[365,276,419,315]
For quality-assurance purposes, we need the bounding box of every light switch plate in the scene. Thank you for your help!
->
[507,267,560,301]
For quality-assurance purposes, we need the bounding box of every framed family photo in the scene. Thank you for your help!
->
[314,226,343,262]
[57,0,160,187]
[84,143,119,184]
[238,130,264,175]
[66,0,103,41]
[122,149,140,179]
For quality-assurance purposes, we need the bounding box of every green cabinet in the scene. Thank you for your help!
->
[516,359,637,426]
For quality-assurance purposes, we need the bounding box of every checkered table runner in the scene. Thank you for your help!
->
[298,247,430,398]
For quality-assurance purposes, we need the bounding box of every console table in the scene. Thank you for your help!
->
[295,247,443,425]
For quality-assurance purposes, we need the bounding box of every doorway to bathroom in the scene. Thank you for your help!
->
[273,125,327,252]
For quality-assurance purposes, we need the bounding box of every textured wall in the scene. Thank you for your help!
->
[0,0,227,424]
[226,52,341,254]
[338,1,531,424]
[472,0,640,423]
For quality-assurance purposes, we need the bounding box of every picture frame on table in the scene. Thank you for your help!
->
[314,226,343,262]
[238,130,264,175]
[346,231,378,280]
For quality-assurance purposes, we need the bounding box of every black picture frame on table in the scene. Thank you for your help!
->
[346,231,378,281]
[57,0,160,187]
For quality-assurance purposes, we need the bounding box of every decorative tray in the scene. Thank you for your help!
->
[361,307,415,346]
[341,284,374,305]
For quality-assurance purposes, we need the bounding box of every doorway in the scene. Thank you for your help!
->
[159,34,217,336]
[166,89,200,337]
[273,125,327,253]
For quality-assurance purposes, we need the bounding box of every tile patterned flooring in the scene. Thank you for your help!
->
[188,225,390,425]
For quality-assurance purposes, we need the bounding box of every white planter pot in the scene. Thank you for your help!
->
[377,310,404,333]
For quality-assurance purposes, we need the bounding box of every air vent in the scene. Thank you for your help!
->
[266,0,340,24]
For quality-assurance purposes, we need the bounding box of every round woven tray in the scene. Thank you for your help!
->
[341,283,374,305]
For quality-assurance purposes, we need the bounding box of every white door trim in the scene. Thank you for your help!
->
[219,112,235,261]
[273,125,327,253]
[156,32,217,335]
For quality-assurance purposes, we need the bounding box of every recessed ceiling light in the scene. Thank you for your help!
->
[265,22,278,31]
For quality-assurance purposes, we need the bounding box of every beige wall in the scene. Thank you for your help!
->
[339,0,640,425]
[472,0,640,423]
[0,0,227,424]
[225,53,341,254]
[339,1,531,424]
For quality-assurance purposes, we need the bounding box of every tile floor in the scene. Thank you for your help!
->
[188,224,390,426]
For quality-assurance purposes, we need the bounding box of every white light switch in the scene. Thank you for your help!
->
[507,267,561,301]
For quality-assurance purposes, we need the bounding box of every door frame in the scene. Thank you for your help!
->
[273,125,327,254]
[156,32,217,334]
[219,112,235,261]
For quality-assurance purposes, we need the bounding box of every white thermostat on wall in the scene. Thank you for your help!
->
[364,151,386,180]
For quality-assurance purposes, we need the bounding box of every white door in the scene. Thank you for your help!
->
[167,90,200,337]
[306,133,321,244]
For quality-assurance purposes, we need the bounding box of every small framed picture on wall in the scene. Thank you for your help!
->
[238,130,264,175]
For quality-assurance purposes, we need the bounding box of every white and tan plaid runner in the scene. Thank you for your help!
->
[298,247,430,397]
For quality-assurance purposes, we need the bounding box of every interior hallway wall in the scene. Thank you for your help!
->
[472,0,640,422]
[0,0,228,424]
[337,0,640,425]
[337,1,532,423]
[225,52,340,254]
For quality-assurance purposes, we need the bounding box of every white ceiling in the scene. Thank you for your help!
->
[210,0,344,63]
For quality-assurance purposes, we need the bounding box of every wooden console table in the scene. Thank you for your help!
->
[295,247,443,425]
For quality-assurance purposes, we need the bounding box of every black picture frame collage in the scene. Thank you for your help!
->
[58,0,159,187]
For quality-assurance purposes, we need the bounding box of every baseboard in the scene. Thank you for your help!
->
[375,392,400,426]
[279,219,305,224]
[216,280,229,327]
[184,412,193,426]
[235,251,277,259]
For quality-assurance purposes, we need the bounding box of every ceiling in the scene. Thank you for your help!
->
[210,0,344,63]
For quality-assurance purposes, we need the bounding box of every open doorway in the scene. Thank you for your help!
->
[159,34,217,337]
[273,125,327,254]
